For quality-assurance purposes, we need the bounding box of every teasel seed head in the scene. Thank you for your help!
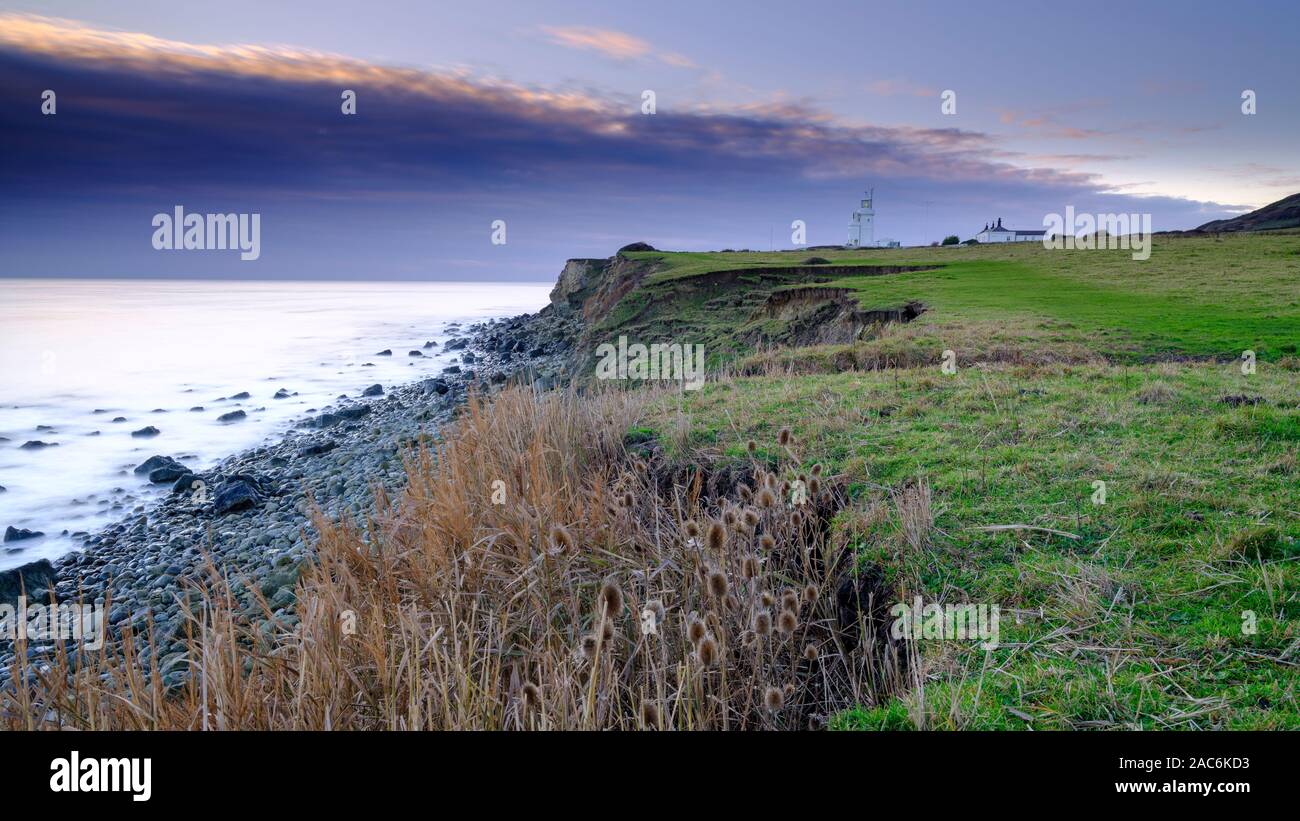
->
[522,681,541,711]
[778,427,791,446]
[741,554,760,580]
[548,525,574,554]
[687,614,706,645]
[811,462,824,477]
[803,643,818,661]
[707,568,729,600]
[742,508,760,530]
[764,685,784,711]
[706,520,727,552]
[601,618,615,643]
[760,590,775,608]
[647,598,666,625]
[753,610,772,636]
[746,439,757,454]
[803,583,818,604]
[781,588,800,612]
[684,520,701,540]
[757,488,777,509]
[725,593,739,612]
[759,533,775,552]
[808,477,822,497]
[778,609,798,635]
[722,506,738,527]
[738,484,752,502]
[580,633,599,659]
[641,700,661,728]
[697,634,719,666]
[598,577,624,617]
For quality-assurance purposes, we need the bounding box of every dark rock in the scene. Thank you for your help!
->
[112,417,127,423]
[298,440,337,457]
[170,473,199,494]
[148,462,190,483]
[337,405,370,421]
[230,391,251,400]
[4,526,45,542]
[446,338,468,351]
[426,379,450,395]
[408,350,424,357]
[444,365,461,374]
[190,406,205,412]
[462,352,476,364]
[19,440,56,449]
[362,383,384,397]
[131,426,161,438]
[218,410,247,423]
[375,349,392,356]
[213,479,262,515]
[0,559,56,606]
[134,455,182,476]
[423,340,438,348]
[617,241,655,254]
[273,388,291,399]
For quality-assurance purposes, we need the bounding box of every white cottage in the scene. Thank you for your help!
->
[976,217,1046,243]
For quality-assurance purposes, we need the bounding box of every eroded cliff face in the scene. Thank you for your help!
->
[756,288,927,346]
[548,254,656,323]
[536,251,936,377]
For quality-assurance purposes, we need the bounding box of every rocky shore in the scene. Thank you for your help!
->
[0,301,584,680]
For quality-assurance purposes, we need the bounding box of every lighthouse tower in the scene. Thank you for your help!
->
[846,188,875,248]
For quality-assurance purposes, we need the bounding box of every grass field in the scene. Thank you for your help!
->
[616,231,1300,365]
[619,232,1300,728]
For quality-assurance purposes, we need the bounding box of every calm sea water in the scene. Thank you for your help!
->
[0,278,551,571]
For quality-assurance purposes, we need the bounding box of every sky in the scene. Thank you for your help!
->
[1,0,1297,281]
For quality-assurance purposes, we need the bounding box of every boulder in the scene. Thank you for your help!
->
[131,425,161,437]
[0,559,56,606]
[362,384,384,397]
[213,478,262,515]
[218,410,247,423]
[4,526,45,542]
[134,455,183,476]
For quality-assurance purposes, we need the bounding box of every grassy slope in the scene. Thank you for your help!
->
[618,233,1300,728]
[621,230,1300,363]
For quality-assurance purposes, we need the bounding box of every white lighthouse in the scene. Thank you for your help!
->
[846,189,875,248]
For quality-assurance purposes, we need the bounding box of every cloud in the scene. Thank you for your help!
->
[539,24,698,68]
[0,13,1242,278]
[539,25,652,60]
[866,79,937,98]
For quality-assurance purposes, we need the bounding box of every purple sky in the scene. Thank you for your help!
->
[1,1,1296,280]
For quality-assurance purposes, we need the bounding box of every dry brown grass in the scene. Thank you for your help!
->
[3,385,903,730]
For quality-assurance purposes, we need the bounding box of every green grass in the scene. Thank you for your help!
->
[642,360,1300,729]
[613,231,1300,363]
[601,231,1300,728]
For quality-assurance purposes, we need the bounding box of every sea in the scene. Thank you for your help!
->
[0,278,552,571]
